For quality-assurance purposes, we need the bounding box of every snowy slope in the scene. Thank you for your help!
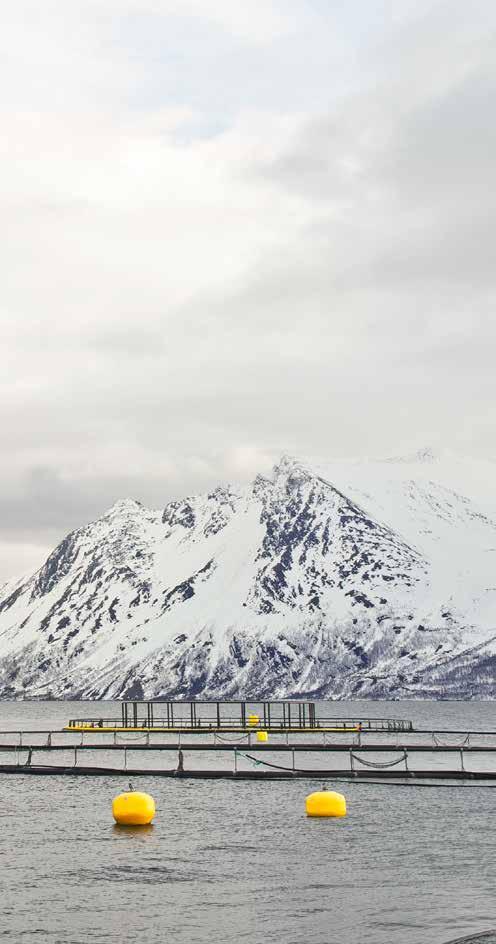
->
[0,453,495,699]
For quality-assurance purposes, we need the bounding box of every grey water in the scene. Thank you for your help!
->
[0,700,495,944]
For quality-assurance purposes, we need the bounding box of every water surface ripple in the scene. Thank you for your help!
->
[0,700,495,944]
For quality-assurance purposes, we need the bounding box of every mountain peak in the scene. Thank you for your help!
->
[384,446,440,465]
[272,454,299,474]
[106,497,144,517]
[413,446,437,463]
[271,454,313,480]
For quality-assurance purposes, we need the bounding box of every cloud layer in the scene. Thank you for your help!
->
[2,0,496,579]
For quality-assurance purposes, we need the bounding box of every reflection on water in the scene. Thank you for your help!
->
[0,700,495,944]
[111,823,155,838]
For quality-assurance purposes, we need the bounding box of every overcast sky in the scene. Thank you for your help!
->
[1,0,496,581]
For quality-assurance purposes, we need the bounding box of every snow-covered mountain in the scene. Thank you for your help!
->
[0,452,495,700]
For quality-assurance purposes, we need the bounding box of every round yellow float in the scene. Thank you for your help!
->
[112,791,156,826]
[256,730,268,743]
[305,789,347,818]
[247,713,260,727]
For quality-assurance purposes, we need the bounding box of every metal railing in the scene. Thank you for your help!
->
[65,716,414,732]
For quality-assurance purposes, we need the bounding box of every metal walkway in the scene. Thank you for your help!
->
[1,763,496,781]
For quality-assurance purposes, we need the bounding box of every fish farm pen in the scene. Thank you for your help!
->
[65,699,414,733]
[2,700,496,782]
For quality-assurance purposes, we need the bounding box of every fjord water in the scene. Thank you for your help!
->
[0,701,495,944]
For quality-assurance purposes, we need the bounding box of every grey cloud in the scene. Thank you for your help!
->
[2,1,496,579]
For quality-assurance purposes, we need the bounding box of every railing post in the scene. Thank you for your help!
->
[234,750,238,775]
[74,747,78,768]
[404,750,409,774]
[292,749,295,771]
[460,748,465,773]
[349,750,355,776]
[124,749,127,771]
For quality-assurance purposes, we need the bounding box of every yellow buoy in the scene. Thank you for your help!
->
[256,730,268,743]
[305,789,347,818]
[112,791,156,826]
[248,713,260,727]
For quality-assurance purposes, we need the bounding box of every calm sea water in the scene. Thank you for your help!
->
[0,700,495,944]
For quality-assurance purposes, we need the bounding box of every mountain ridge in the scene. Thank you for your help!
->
[0,453,495,700]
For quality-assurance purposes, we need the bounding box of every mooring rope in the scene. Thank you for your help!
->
[238,750,407,773]
[214,733,251,744]
[235,753,496,788]
[115,732,149,741]
[350,751,407,769]
[239,752,299,772]
[432,733,471,748]
[322,733,339,745]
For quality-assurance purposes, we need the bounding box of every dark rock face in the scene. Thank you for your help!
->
[247,465,421,618]
[162,500,195,530]
[32,532,81,599]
